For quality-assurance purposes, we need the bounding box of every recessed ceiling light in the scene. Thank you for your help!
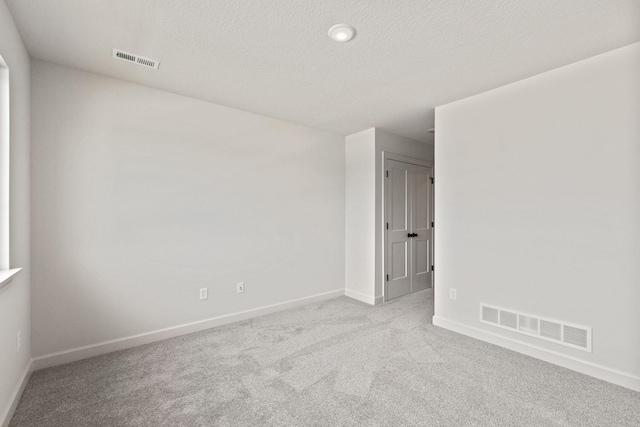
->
[328,24,356,43]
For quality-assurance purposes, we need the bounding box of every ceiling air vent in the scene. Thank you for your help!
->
[112,49,160,70]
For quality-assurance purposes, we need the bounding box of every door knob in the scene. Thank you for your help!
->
[407,233,418,238]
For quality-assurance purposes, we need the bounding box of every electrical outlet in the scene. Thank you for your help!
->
[16,331,21,353]
[449,289,457,301]
[199,288,208,300]
[237,282,244,293]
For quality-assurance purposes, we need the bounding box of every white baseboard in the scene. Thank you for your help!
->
[433,315,640,392]
[32,289,344,371]
[1,359,32,427]
[375,295,384,305]
[345,288,376,305]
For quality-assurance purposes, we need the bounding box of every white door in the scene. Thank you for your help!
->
[386,160,433,301]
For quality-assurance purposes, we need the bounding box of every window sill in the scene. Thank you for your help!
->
[0,268,22,290]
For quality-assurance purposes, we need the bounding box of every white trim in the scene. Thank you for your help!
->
[374,295,384,305]
[32,289,344,371]
[433,315,640,392]
[1,359,32,427]
[0,59,10,270]
[384,152,434,168]
[345,288,376,305]
[0,268,21,290]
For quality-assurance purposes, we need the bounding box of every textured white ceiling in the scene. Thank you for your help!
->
[6,0,640,142]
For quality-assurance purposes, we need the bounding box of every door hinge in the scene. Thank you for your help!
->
[386,274,389,281]
[430,265,434,272]
[431,221,434,228]
[430,177,434,184]
[386,222,389,229]
[386,170,389,178]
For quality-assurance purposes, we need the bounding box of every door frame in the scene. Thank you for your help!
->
[382,152,434,303]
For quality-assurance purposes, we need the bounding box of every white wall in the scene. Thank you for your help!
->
[31,61,345,359]
[0,1,31,424]
[345,128,433,304]
[345,129,376,303]
[434,42,640,390]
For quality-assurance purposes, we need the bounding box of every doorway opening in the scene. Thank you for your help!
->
[383,154,434,302]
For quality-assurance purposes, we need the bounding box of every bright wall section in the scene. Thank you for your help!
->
[345,129,376,304]
[434,42,640,390]
[0,1,31,425]
[30,61,345,364]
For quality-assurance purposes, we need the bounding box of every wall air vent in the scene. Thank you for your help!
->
[480,304,592,352]
[112,49,160,70]
[481,306,499,324]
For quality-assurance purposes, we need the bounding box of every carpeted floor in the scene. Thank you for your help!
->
[10,289,640,426]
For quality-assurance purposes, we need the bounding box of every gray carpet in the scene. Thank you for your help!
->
[10,289,640,426]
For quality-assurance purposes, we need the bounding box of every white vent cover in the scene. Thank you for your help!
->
[481,306,499,324]
[499,310,518,329]
[480,304,592,352]
[112,49,160,70]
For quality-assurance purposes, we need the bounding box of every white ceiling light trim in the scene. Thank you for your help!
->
[328,24,356,42]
